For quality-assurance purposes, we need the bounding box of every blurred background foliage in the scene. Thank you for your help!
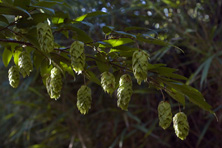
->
[0,0,222,147]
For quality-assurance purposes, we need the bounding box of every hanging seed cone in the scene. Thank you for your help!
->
[132,50,149,85]
[18,51,33,78]
[101,71,116,95]
[158,101,172,130]
[8,66,20,88]
[77,85,92,114]
[37,23,54,53]
[47,67,63,100]
[70,41,85,74]
[173,112,189,140]
[117,74,133,111]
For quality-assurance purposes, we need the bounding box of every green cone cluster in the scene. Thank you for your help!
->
[8,66,20,88]
[37,23,54,53]
[101,72,116,95]
[18,51,33,78]
[77,85,92,114]
[117,74,133,111]
[158,101,172,130]
[173,112,189,140]
[46,67,63,100]
[132,50,149,85]
[70,41,85,74]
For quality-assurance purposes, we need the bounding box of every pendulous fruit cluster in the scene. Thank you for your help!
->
[18,51,33,78]
[117,74,133,110]
[46,67,63,100]
[158,101,172,130]
[77,85,92,114]
[101,71,116,95]
[70,41,85,74]
[8,66,20,88]
[132,50,149,85]
[37,22,54,53]
[173,112,189,140]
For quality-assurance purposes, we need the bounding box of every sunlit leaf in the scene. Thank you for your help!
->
[75,11,107,22]
[2,47,12,67]
[99,38,134,48]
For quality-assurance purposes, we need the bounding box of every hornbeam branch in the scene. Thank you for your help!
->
[0,39,33,47]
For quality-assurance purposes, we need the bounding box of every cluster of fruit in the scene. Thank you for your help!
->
[8,22,189,140]
[8,51,33,88]
[158,101,189,140]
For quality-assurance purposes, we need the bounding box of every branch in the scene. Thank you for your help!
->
[0,39,132,72]
[0,39,33,47]
[0,22,16,32]
[86,55,132,72]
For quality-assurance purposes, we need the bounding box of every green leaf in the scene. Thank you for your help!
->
[102,26,114,35]
[61,30,69,38]
[162,0,179,7]
[109,46,139,57]
[124,26,148,32]
[0,21,7,27]
[95,53,110,73]
[2,47,12,67]
[14,0,30,9]
[110,46,139,52]
[114,31,136,38]
[137,36,184,53]
[85,69,101,85]
[50,53,70,66]
[1,0,13,5]
[137,36,169,46]
[52,17,64,24]
[200,55,215,87]
[99,38,134,48]
[75,11,107,22]
[60,62,75,78]
[0,3,31,16]
[151,66,178,74]
[160,73,188,80]
[64,25,93,43]
[30,5,55,15]
[16,13,50,28]
[0,15,9,24]
[34,1,66,8]
[165,87,185,106]
[164,81,213,113]
[147,63,166,70]
[40,58,52,85]
[13,50,21,66]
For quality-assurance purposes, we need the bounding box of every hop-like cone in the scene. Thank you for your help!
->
[8,66,20,88]
[77,85,92,114]
[117,74,133,111]
[37,23,54,53]
[46,67,63,100]
[18,51,33,78]
[132,50,149,85]
[173,112,189,140]
[70,41,85,74]
[158,101,172,130]
[101,72,116,95]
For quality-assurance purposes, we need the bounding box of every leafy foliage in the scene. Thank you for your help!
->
[0,0,221,147]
